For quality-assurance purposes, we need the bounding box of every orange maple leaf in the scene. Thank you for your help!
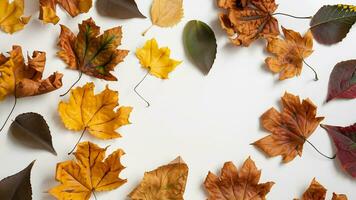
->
[295,178,348,200]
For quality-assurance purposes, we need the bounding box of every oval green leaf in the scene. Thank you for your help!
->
[183,20,217,75]
[310,5,356,45]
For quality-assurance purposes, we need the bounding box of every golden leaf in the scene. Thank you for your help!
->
[58,82,132,139]
[128,156,189,200]
[136,38,182,79]
[0,0,30,34]
[253,92,324,163]
[151,0,183,27]
[204,157,274,200]
[0,58,15,100]
[49,141,126,200]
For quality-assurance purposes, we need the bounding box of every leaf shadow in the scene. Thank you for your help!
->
[39,176,56,200]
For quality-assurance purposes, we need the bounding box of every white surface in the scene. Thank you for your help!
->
[0,0,355,199]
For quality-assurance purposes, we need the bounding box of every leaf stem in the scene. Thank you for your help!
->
[142,25,154,36]
[304,138,336,160]
[0,96,17,132]
[60,71,83,97]
[134,71,150,107]
[93,191,98,200]
[68,128,86,155]
[303,59,318,81]
[273,12,312,19]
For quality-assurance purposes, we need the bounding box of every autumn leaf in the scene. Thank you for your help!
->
[217,0,279,46]
[142,0,183,36]
[321,123,356,178]
[0,58,14,100]
[57,18,129,92]
[39,0,92,24]
[265,27,316,80]
[49,141,126,200]
[58,82,132,144]
[0,0,30,34]
[128,156,188,200]
[96,0,146,19]
[253,92,324,163]
[204,157,274,200]
[295,178,348,200]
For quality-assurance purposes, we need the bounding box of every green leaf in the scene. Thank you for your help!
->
[10,113,56,155]
[0,161,35,200]
[96,0,146,19]
[183,20,217,75]
[310,5,356,45]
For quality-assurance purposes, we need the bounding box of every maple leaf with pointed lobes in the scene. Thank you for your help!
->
[57,18,129,81]
[58,82,132,139]
[253,92,324,163]
[266,27,314,80]
[204,157,274,200]
[49,141,126,200]
[217,0,279,46]
[0,0,30,34]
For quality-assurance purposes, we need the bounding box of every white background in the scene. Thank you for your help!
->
[0,0,355,199]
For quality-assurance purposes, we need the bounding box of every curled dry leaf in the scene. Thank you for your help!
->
[0,161,35,200]
[136,38,182,79]
[10,112,56,155]
[326,60,356,102]
[128,156,188,200]
[0,45,63,99]
[58,82,132,139]
[321,123,356,178]
[57,18,129,81]
[204,157,274,200]
[253,92,324,163]
[49,141,126,200]
[310,5,356,45]
[96,0,146,19]
[39,0,92,24]
[265,27,314,80]
[295,178,348,200]
[0,0,30,34]
[217,0,279,46]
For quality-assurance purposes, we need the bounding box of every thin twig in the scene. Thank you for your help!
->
[303,59,319,81]
[60,71,83,97]
[0,96,17,132]
[134,71,151,107]
[273,13,312,19]
[68,128,86,155]
[304,138,336,160]
[142,25,154,36]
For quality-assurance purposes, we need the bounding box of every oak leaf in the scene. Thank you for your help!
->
[204,157,274,200]
[58,82,132,139]
[265,27,314,80]
[0,46,63,99]
[217,0,279,46]
[49,141,126,200]
[128,156,188,200]
[0,0,30,34]
[57,18,129,81]
[253,92,324,163]
[295,178,348,200]
[136,38,182,79]
[39,0,92,24]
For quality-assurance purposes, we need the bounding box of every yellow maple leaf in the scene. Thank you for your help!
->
[58,82,132,140]
[136,38,182,79]
[0,0,30,34]
[128,156,189,200]
[49,141,126,200]
[0,58,15,100]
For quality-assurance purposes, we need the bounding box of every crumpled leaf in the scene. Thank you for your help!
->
[0,45,63,99]
[58,82,132,139]
[96,0,146,19]
[0,161,35,200]
[310,5,356,45]
[136,38,182,79]
[10,112,56,155]
[253,92,324,163]
[57,18,129,81]
[39,0,92,24]
[321,123,356,178]
[326,60,356,102]
[204,157,274,200]
[217,0,279,46]
[183,20,217,75]
[295,178,348,200]
[49,141,126,200]
[265,27,314,80]
[0,0,30,34]
[128,156,188,200]
[151,0,183,28]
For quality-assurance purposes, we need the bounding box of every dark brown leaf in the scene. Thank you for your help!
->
[96,0,146,19]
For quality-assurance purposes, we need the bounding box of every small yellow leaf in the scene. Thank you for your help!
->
[151,0,183,27]
[0,58,15,100]
[58,82,133,139]
[136,38,182,79]
[0,0,30,34]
